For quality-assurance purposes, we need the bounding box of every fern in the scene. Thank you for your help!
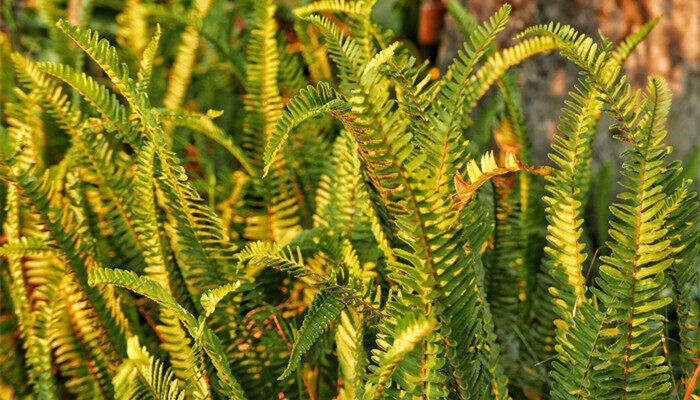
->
[592,78,675,399]
[113,337,186,400]
[89,267,246,400]
[263,82,348,176]
[280,285,346,379]
[162,0,212,112]
[1,4,697,400]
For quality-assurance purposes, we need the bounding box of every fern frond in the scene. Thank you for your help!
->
[34,60,135,143]
[154,108,255,176]
[113,336,187,400]
[364,311,436,400]
[280,286,347,380]
[51,272,118,400]
[433,199,511,400]
[25,302,60,400]
[244,0,283,148]
[200,281,241,318]
[516,22,647,141]
[335,309,367,400]
[90,268,195,327]
[56,19,139,107]
[537,58,607,400]
[428,4,510,189]
[659,180,699,390]
[263,82,348,176]
[162,0,212,112]
[314,132,388,262]
[0,237,54,258]
[592,77,675,400]
[89,268,247,400]
[293,0,371,18]
[610,17,660,74]
[136,24,161,95]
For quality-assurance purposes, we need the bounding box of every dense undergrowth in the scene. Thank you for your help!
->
[0,1,698,399]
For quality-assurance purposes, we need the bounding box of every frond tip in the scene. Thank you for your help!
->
[453,150,551,208]
[200,281,241,318]
[263,82,349,176]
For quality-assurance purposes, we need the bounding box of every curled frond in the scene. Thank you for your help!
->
[453,150,551,208]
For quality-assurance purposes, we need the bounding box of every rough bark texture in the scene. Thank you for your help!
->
[438,0,699,169]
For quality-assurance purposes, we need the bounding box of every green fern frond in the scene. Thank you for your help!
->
[313,132,387,262]
[89,267,246,400]
[89,268,195,327]
[263,82,348,176]
[244,0,283,148]
[136,24,161,95]
[162,0,212,113]
[0,237,54,258]
[56,19,139,107]
[280,286,347,380]
[113,336,186,400]
[537,54,607,400]
[364,311,436,400]
[592,77,675,400]
[335,308,367,399]
[51,272,118,400]
[293,0,371,18]
[610,17,660,72]
[25,302,60,400]
[200,281,241,318]
[33,60,135,143]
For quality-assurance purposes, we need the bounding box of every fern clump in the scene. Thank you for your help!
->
[0,1,697,400]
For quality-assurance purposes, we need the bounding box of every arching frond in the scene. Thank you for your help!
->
[88,268,246,400]
[264,82,348,176]
[280,286,347,380]
[293,0,371,18]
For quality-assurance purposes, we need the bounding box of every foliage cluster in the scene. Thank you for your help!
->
[0,1,698,399]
